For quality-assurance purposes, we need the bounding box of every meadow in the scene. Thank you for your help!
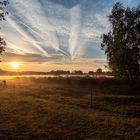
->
[0,77,139,140]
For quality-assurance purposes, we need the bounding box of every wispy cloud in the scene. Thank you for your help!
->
[69,5,81,60]
[1,0,139,66]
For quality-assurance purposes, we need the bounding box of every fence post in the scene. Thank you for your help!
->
[91,89,93,108]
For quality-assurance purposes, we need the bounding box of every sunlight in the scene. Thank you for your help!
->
[10,62,20,69]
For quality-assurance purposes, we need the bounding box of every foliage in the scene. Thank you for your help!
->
[0,0,8,56]
[101,2,140,83]
[88,71,94,75]
[96,68,102,73]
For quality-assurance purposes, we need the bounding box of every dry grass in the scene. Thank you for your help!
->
[0,77,139,140]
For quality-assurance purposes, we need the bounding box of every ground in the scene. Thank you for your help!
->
[0,77,139,140]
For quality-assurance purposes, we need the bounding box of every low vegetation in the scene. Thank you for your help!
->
[0,77,139,140]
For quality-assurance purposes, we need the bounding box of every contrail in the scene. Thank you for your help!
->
[9,0,60,55]
[37,0,69,56]
[18,18,70,56]
[7,17,50,57]
[69,5,81,60]
[18,21,47,42]
[15,15,69,57]
[6,41,30,54]
[9,0,70,57]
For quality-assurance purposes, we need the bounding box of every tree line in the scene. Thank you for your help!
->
[0,68,111,76]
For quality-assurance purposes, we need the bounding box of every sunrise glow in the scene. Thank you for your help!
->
[9,62,20,69]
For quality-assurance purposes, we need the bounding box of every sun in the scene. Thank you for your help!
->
[10,62,20,69]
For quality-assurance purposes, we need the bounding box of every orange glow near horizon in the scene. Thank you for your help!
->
[9,62,21,69]
[0,61,106,72]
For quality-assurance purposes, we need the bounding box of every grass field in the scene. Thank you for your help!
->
[0,77,140,140]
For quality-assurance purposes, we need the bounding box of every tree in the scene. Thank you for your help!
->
[101,2,140,83]
[0,0,8,56]
[96,68,102,74]
[88,71,94,75]
[72,70,83,75]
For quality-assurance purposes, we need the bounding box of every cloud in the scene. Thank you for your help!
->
[69,5,81,60]
[3,52,62,63]
[128,0,132,4]
[47,0,82,8]
[1,0,139,67]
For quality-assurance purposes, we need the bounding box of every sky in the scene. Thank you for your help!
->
[0,0,140,72]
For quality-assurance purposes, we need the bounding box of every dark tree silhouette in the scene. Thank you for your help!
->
[0,0,8,56]
[101,2,140,83]
[88,71,94,75]
[96,68,102,74]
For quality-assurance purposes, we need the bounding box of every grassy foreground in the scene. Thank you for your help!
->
[0,77,139,140]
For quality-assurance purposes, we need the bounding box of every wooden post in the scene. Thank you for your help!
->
[91,89,93,108]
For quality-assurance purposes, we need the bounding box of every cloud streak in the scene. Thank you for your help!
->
[1,0,139,65]
[69,5,81,60]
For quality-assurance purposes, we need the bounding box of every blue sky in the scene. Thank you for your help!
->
[1,0,140,71]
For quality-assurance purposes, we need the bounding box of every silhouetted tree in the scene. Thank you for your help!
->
[101,2,140,83]
[96,68,102,74]
[72,70,83,75]
[0,0,8,56]
[49,70,70,75]
[88,71,94,75]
